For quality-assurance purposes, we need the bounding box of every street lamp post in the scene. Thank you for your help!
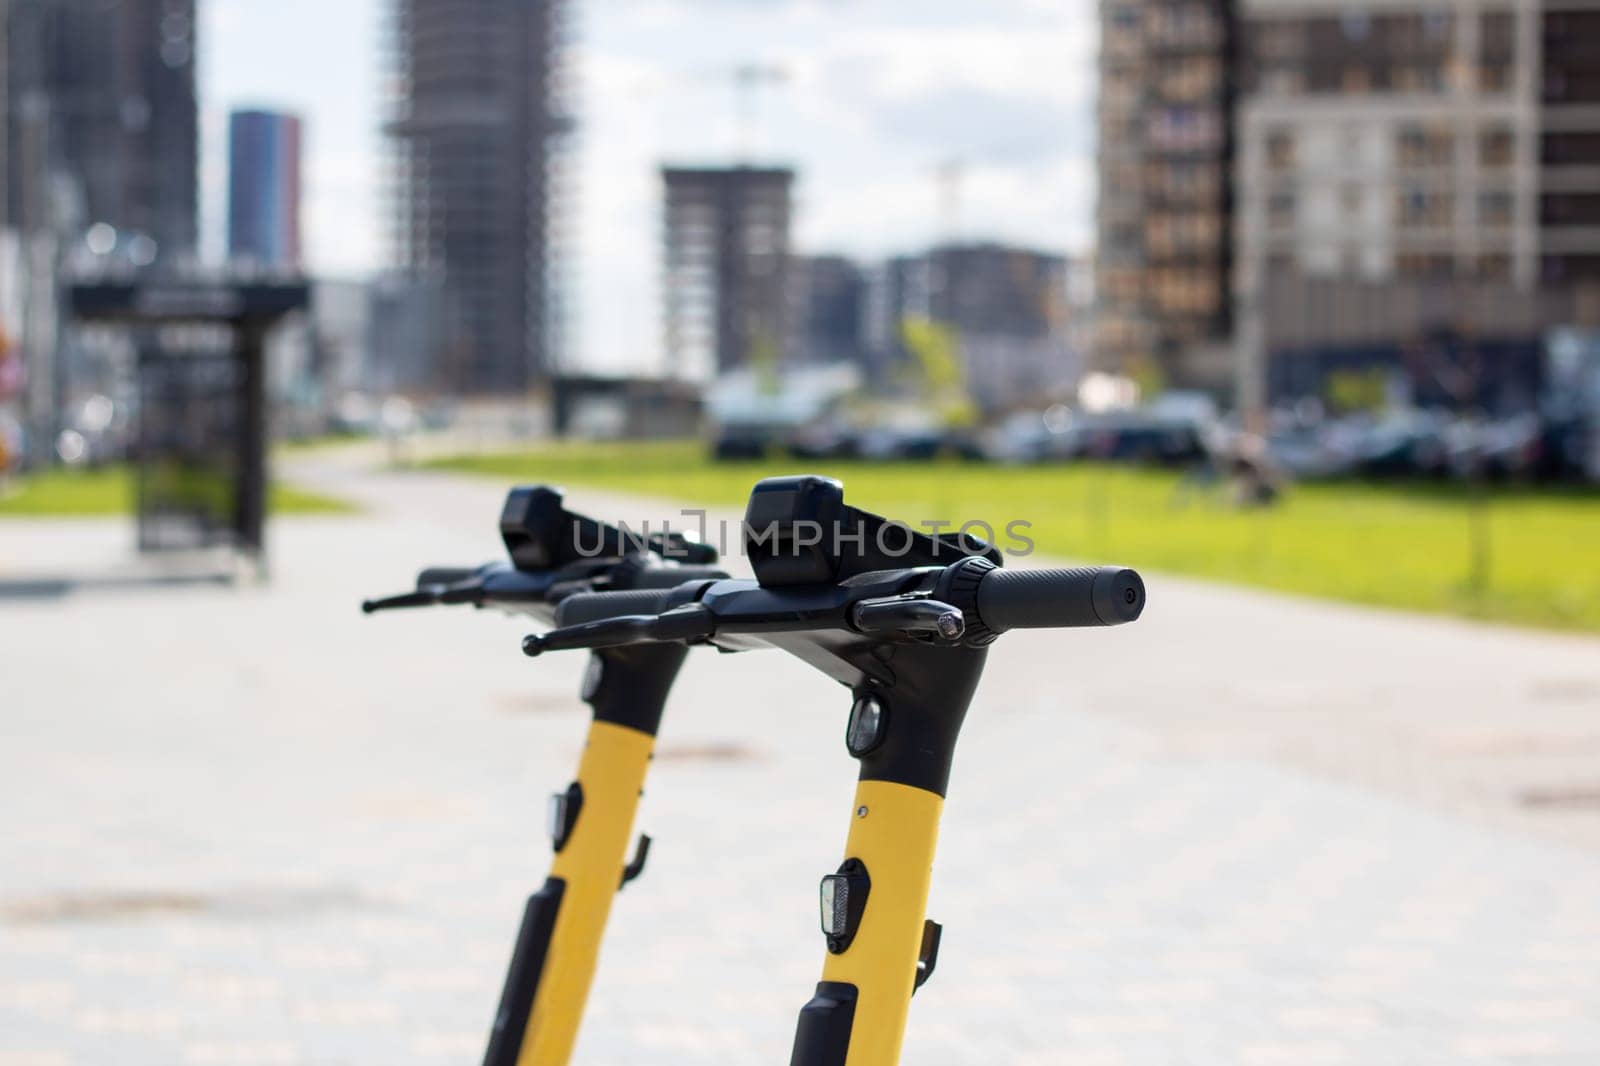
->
[15,89,65,467]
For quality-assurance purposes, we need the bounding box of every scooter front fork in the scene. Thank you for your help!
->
[791,779,944,1066]
[790,646,984,1066]
[483,643,687,1066]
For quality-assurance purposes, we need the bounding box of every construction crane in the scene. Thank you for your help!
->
[929,139,1054,246]
[729,63,787,160]
[680,62,788,161]
[933,157,968,243]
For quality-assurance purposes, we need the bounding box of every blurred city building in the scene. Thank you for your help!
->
[1228,1,1593,409]
[1536,7,1600,286]
[366,272,445,394]
[382,0,574,394]
[787,254,869,367]
[1064,255,1098,375]
[550,374,703,438]
[929,243,1081,410]
[0,231,28,466]
[1234,2,1600,413]
[2,0,199,465]
[1260,276,1586,412]
[310,279,373,399]
[1095,0,1236,394]
[870,242,1083,410]
[259,279,378,438]
[661,165,794,379]
[2,0,198,258]
[864,253,932,386]
[227,109,302,269]
[926,244,1074,340]
[1100,1,1600,415]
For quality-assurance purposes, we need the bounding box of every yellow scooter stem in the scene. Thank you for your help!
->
[815,780,944,1066]
[483,644,686,1066]
[516,719,655,1066]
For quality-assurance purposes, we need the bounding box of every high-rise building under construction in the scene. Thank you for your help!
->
[227,109,302,269]
[383,0,574,393]
[661,165,794,378]
[1095,1,1237,394]
[2,0,198,258]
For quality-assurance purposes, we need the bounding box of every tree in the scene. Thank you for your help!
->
[899,317,977,427]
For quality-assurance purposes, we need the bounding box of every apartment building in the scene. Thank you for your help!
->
[227,109,302,269]
[661,166,794,378]
[3,0,198,257]
[1233,1,1600,410]
[383,0,574,392]
[1095,0,1237,393]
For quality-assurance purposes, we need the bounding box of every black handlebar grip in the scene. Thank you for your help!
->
[975,566,1145,631]
[556,588,679,627]
[416,566,478,588]
[625,565,728,590]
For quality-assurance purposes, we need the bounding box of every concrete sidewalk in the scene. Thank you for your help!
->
[3,458,1599,1065]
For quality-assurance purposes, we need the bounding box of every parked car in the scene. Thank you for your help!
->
[711,423,775,461]
[1344,414,1452,479]
[1448,413,1544,481]
[1076,413,1208,466]
[787,422,861,461]
[980,409,1083,464]
[1266,424,1355,480]
[855,426,981,462]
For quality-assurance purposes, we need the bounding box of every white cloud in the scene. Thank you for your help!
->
[572,0,1096,373]
[808,25,1094,107]
[199,0,381,271]
[204,0,1095,374]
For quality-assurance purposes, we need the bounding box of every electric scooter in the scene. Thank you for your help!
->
[362,485,726,1066]
[519,475,1146,1066]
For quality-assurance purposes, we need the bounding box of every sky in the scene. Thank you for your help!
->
[201,0,1098,374]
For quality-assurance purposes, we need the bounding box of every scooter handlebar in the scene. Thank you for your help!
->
[415,566,481,588]
[556,588,681,627]
[975,565,1145,631]
[624,564,728,590]
[542,563,1146,648]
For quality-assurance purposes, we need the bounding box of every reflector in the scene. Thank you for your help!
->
[846,695,885,757]
[819,875,848,936]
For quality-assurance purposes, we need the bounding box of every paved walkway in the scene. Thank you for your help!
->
[3,454,1599,1064]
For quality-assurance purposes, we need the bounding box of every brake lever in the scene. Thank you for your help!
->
[521,589,966,657]
[546,576,605,603]
[851,596,966,640]
[521,605,716,657]
[365,568,498,613]
[361,587,445,613]
[366,578,490,612]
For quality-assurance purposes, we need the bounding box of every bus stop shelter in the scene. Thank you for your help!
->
[68,279,308,568]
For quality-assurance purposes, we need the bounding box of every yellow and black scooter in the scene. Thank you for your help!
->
[363,485,725,1066]
[523,475,1146,1065]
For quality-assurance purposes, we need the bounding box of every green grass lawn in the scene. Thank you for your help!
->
[424,440,1600,634]
[0,464,355,517]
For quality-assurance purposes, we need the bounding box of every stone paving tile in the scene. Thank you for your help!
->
[5,464,1600,1063]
